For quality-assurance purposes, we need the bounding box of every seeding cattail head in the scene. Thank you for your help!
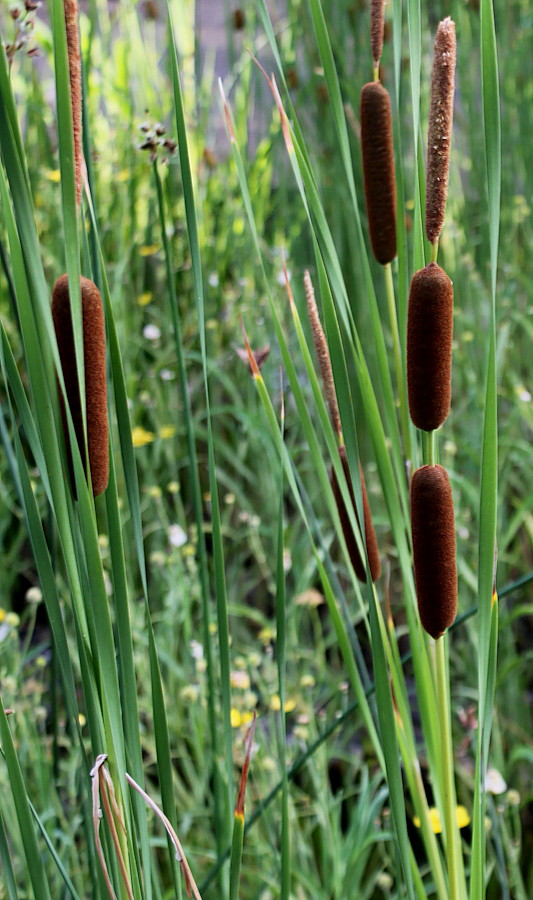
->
[63,0,83,207]
[304,271,342,438]
[425,17,456,245]
[407,262,453,431]
[331,447,381,583]
[370,0,385,67]
[360,82,397,265]
[410,464,457,639]
[52,275,109,497]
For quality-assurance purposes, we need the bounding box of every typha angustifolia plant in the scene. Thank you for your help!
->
[304,269,381,583]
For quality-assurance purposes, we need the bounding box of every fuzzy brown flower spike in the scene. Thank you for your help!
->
[52,275,109,497]
[425,18,456,245]
[331,447,381,583]
[370,0,385,68]
[407,262,453,431]
[410,464,457,639]
[304,271,342,438]
[360,82,397,264]
[63,0,83,207]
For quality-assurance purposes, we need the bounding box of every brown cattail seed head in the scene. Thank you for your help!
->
[360,82,397,264]
[407,262,453,431]
[425,17,456,244]
[370,0,385,67]
[304,271,342,438]
[52,275,108,497]
[63,0,83,207]
[331,447,381,583]
[410,464,457,639]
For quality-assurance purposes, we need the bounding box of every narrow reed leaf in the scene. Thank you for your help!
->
[52,274,109,497]
[330,447,381,583]
[0,811,20,900]
[360,82,397,264]
[304,270,342,438]
[425,18,456,245]
[411,465,457,639]
[0,699,53,900]
[230,715,257,900]
[371,0,385,67]
[407,262,453,431]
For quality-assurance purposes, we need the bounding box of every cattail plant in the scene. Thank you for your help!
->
[52,274,109,497]
[304,271,381,582]
[360,81,397,265]
[63,0,83,206]
[407,262,453,431]
[410,464,457,638]
[370,0,385,74]
[426,17,456,247]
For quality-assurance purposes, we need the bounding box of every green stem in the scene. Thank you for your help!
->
[384,262,411,466]
[431,241,439,263]
[422,429,436,466]
[435,635,462,900]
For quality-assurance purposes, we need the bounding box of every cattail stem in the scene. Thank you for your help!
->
[384,262,411,465]
[435,636,464,900]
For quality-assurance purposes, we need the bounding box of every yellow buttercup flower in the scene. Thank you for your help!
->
[132,427,155,448]
[159,425,177,440]
[413,805,470,834]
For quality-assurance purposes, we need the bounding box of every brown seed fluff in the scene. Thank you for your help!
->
[370,0,385,66]
[407,262,453,431]
[360,82,397,265]
[63,0,83,207]
[331,447,381,583]
[410,464,457,639]
[52,275,108,497]
[425,18,456,245]
[304,270,342,438]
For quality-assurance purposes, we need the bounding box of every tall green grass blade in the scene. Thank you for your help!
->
[0,699,53,900]
[470,0,501,892]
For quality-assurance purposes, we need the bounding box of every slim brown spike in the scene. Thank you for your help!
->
[407,262,453,432]
[330,447,381,583]
[425,17,456,245]
[370,0,385,67]
[52,275,109,497]
[63,0,83,207]
[360,82,397,265]
[304,271,342,438]
[410,464,457,639]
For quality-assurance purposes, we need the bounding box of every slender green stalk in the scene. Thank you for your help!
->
[384,261,411,464]
[435,636,463,900]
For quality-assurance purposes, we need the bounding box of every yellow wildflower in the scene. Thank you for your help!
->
[132,427,155,448]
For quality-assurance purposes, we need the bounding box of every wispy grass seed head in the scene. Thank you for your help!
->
[426,17,456,245]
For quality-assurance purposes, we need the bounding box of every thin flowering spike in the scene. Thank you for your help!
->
[426,17,456,245]
[410,464,457,639]
[63,0,83,206]
[330,447,381,583]
[370,0,385,68]
[407,262,453,431]
[360,82,397,264]
[304,270,342,438]
[52,275,109,497]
